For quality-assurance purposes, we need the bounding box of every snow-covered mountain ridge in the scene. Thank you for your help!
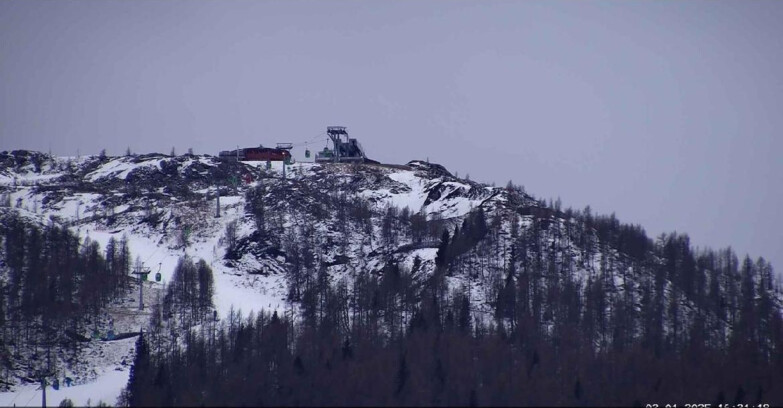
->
[1,149,781,405]
[2,149,780,318]
[2,149,778,318]
[0,151,500,314]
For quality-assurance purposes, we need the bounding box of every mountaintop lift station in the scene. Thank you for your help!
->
[315,126,369,163]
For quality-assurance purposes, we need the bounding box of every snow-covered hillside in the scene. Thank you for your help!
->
[2,149,779,406]
[0,150,535,405]
[0,152,531,316]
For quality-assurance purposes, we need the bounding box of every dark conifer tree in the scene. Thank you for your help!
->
[127,332,150,407]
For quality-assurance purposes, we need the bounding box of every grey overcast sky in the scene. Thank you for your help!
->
[1,1,781,272]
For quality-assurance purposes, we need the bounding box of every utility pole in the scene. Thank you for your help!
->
[34,326,57,408]
[41,376,46,408]
[235,146,240,195]
[37,368,53,408]
[132,264,151,310]
[215,186,221,218]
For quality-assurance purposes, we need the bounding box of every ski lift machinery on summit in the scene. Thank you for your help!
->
[218,126,379,164]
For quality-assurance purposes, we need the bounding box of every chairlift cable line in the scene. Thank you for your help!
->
[23,390,37,407]
[287,132,328,148]
[302,131,327,144]
[143,243,161,265]
[8,386,23,405]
